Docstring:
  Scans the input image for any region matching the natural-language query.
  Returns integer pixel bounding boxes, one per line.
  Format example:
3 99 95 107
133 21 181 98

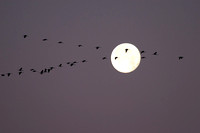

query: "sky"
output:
0 0 200 133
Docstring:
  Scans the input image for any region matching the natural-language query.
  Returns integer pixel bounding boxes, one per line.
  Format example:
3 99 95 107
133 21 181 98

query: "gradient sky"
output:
0 0 200 133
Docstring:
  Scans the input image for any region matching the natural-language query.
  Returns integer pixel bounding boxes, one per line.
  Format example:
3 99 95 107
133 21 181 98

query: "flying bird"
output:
19 67 23 71
141 51 145 54
73 61 78 64
1 74 5 76
66 62 70 64
153 52 158 55
30 69 37 72
7 73 11 77
102 57 107 60
44 68 47 73
58 64 62 67
47 69 51 73
58 41 63 44
70 63 74 66
141 57 146 59
42 38 48 41
50 67 54 69
95 46 100 49
115 57 118 60
125 49 129 53
179 56 184 60
78 45 83 47
82 60 87 63
40 70 44 75
23 35 28 38
19 71 23 75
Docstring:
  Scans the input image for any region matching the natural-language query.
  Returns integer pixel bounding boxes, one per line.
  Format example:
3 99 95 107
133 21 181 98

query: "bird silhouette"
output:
30 69 36 71
19 67 23 71
70 63 74 66
141 57 146 59
58 41 63 44
42 38 48 41
73 61 78 64
125 49 129 53
179 56 184 60
47 69 51 73
50 67 54 69
115 57 118 60
23 35 28 38
7 73 11 77
78 45 83 47
102 57 107 60
82 60 87 63
153 52 158 55
40 70 44 75
66 62 70 64
58 64 62 67
30 69 37 72
19 72 23 75
141 51 145 54
95 46 100 49
44 68 47 73
1 74 5 76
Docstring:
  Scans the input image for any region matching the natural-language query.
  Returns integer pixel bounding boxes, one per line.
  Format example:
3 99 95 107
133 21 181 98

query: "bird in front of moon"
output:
111 43 141 73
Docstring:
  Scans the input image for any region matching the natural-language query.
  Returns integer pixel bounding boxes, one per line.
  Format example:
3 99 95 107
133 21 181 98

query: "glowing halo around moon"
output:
111 43 141 73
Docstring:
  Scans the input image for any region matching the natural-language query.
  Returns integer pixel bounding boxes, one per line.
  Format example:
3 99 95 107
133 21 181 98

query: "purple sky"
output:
0 0 200 133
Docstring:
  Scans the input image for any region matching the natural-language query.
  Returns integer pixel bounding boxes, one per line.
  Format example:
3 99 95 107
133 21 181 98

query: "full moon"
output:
111 43 141 73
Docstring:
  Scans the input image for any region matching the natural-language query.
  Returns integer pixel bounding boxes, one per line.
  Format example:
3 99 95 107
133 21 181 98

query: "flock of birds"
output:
0 34 184 77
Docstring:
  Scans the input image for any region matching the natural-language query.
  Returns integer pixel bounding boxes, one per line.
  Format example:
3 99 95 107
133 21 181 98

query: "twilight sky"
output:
0 0 200 133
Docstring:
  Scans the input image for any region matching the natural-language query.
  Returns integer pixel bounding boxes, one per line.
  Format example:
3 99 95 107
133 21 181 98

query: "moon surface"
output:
111 43 141 73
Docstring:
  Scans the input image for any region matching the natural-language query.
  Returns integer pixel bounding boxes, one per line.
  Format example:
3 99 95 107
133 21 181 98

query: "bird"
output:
70 63 74 66
78 45 83 47
47 69 51 73
95 46 100 49
66 62 70 64
23 35 28 38
19 71 23 75
44 68 47 73
7 73 11 77
30 69 36 71
40 70 44 75
179 56 184 60
30 69 37 72
153 52 158 55
115 57 118 60
1 74 5 76
141 57 146 59
50 67 54 69
82 60 87 63
42 38 48 41
102 57 107 60
141 51 145 54
19 67 23 71
125 49 129 53
58 64 62 67
73 61 78 64
58 41 63 44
